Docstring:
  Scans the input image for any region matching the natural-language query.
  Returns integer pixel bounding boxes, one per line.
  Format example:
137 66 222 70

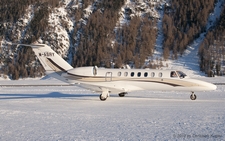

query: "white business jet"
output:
16 44 217 101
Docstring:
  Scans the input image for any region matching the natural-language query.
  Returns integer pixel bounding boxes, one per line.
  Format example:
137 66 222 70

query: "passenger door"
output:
105 72 112 81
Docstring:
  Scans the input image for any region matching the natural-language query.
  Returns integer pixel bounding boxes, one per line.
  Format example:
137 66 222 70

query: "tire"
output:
119 92 127 97
118 93 125 97
99 94 107 101
190 94 197 100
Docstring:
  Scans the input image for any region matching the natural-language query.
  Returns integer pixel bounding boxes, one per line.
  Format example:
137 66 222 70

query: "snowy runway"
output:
0 86 224 140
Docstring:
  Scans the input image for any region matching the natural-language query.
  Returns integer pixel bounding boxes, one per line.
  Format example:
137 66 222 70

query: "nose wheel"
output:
190 92 197 100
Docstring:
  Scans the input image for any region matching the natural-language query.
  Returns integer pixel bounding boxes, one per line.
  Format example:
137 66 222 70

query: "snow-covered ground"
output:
0 78 224 140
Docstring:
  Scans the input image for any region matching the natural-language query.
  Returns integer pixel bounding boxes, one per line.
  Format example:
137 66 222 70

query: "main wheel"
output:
99 94 107 101
118 92 127 97
190 94 197 100
118 93 125 97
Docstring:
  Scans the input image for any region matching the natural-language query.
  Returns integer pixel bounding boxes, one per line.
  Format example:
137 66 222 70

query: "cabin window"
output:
124 72 128 77
158 72 163 77
151 72 155 77
118 72 121 76
137 72 141 77
144 72 148 77
171 71 177 77
131 72 135 77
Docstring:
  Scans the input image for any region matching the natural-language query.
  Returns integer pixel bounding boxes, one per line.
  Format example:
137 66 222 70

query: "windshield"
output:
176 71 187 78
170 71 178 77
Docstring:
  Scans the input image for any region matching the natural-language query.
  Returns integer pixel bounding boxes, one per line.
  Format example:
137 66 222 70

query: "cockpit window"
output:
176 71 187 78
171 71 177 77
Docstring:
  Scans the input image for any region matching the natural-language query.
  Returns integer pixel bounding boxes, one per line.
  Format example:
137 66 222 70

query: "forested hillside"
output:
199 6 225 76
0 0 59 79
162 0 216 59
0 0 224 79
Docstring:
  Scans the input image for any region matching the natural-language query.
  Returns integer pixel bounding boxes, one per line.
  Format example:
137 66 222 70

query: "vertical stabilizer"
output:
17 44 73 83
31 44 73 73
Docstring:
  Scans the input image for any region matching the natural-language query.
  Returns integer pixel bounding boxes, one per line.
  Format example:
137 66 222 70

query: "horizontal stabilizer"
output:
12 43 46 48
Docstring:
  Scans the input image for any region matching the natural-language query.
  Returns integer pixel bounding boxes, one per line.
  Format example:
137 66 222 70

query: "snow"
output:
0 78 225 140
164 36 207 77
152 2 165 61
206 0 224 31
47 3 73 58
116 0 167 27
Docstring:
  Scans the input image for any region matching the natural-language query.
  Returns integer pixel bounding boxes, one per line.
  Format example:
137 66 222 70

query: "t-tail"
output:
16 44 73 83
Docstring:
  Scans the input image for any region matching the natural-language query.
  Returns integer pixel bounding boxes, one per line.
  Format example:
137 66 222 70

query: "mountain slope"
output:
164 0 225 77
0 0 225 79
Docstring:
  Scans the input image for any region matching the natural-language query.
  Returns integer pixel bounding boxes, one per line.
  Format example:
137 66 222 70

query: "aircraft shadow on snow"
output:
0 92 167 100
0 92 216 101
0 92 99 100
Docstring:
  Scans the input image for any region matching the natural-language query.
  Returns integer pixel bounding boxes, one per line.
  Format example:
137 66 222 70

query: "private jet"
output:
15 44 217 101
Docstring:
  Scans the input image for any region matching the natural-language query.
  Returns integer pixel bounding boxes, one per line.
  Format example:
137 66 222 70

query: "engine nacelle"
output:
67 66 97 76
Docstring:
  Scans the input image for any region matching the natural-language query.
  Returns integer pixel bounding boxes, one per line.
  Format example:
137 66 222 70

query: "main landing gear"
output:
99 94 107 101
99 91 109 101
99 91 128 101
118 92 127 97
190 92 197 100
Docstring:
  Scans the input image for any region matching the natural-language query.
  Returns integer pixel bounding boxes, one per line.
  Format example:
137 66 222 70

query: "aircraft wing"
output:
73 83 126 94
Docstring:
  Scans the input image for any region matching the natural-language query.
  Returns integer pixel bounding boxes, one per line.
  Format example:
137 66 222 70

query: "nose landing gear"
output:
190 92 197 100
